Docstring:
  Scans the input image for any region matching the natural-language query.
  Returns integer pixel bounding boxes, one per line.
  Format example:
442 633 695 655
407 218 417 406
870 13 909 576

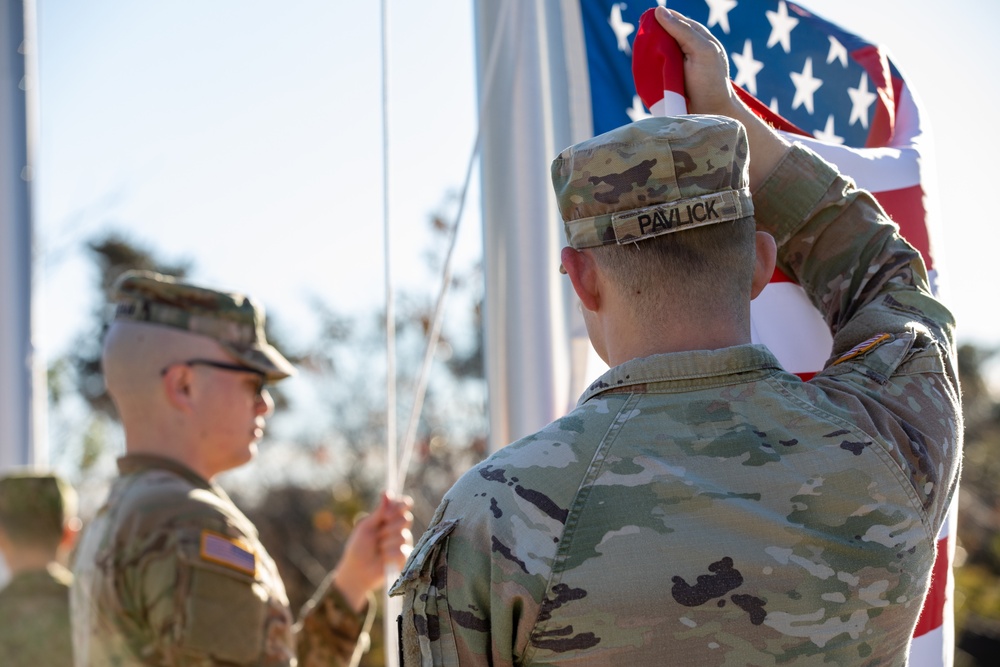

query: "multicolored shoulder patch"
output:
200 530 256 576
833 333 893 365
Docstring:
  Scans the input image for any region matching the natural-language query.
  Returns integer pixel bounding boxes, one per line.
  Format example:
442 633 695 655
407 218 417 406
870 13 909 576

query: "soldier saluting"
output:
391 7 961 666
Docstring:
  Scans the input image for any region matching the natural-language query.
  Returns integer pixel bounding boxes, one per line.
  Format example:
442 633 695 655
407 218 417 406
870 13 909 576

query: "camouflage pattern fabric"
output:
390 145 961 665
0 563 74 665
112 270 296 382
552 115 754 248
71 454 366 666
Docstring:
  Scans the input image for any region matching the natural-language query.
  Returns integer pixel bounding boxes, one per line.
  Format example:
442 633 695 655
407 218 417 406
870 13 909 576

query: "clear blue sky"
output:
35 0 999 381
36 0 483 357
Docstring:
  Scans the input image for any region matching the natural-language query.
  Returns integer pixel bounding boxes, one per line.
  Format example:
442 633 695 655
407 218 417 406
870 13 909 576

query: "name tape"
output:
612 189 751 244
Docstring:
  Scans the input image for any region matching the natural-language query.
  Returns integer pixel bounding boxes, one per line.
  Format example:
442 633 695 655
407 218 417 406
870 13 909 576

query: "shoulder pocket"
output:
830 331 914 384
389 513 460 667
390 517 458 595
182 565 269 663
167 530 273 663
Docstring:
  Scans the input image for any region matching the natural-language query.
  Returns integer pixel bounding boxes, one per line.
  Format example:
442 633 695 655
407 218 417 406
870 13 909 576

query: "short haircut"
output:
591 216 758 321
0 473 76 551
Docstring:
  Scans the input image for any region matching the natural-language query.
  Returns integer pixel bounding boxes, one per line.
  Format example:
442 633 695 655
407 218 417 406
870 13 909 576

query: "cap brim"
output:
221 342 296 382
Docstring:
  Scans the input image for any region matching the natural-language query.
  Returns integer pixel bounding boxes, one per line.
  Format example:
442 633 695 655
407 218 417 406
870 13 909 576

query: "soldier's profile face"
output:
189 359 274 475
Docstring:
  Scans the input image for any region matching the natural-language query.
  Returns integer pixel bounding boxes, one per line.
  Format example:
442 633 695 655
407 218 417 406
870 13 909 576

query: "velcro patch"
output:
200 530 256 576
833 333 892 365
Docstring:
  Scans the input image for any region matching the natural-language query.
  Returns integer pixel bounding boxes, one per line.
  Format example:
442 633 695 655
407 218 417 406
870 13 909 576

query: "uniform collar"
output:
117 453 213 490
580 344 784 404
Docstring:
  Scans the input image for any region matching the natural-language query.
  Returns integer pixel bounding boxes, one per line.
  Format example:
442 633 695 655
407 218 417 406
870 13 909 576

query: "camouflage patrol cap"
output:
551 115 753 249
111 270 295 381
0 472 76 548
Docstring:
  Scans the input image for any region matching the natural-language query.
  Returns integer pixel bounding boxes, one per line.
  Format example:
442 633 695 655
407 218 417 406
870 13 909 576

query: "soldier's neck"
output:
122 417 220 481
600 305 750 367
0 545 57 576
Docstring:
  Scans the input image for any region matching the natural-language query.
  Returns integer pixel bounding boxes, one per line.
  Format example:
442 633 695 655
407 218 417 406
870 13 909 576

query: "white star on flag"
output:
848 72 877 128
609 3 634 56
790 57 823 114
626 95 652 121
769 97 780 114
827 36 848 67
732 39 765 96
705 0 738 34
813 115 844 144
766 1 799 53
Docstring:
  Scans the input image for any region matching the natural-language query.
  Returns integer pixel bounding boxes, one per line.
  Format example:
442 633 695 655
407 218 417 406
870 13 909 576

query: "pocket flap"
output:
389 518 459 596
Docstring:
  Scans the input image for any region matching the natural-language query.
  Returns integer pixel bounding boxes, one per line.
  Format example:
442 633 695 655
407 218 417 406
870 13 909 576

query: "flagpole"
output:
0 0 44 473
476 0 585 453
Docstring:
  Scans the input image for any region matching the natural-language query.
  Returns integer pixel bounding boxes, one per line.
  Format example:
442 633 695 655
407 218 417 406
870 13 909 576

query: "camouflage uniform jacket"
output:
0 563 74 665
71 454 367 666
390 145 962 666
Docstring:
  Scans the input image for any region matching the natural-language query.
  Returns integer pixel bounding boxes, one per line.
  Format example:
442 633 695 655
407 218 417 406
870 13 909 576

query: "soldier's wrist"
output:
330 566 371 615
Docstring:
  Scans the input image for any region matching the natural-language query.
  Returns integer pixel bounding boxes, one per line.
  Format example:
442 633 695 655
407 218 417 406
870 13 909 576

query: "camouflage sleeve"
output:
753 144 961 530
115 492 296 666
294 577 372 667
391 474 556 667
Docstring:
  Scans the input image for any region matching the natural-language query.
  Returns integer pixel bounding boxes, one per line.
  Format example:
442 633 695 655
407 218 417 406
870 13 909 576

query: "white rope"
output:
379 5 517 664
379 1 399 667
394 0 517 492
381 0 398 498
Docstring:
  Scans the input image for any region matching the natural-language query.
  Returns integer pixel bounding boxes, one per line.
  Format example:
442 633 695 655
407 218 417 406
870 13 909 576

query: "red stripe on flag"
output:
851 45 896 148
733 84 809 136
872 184 933 271
770 267 796 284
913 535 949 637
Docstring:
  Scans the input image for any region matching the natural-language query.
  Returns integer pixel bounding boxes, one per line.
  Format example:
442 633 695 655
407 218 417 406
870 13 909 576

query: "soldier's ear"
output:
750 231 777 301
161 363 196 411
561 246 602 312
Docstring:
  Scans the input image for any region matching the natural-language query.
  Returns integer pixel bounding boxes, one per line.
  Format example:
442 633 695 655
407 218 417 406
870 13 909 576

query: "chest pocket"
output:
389 517 460 667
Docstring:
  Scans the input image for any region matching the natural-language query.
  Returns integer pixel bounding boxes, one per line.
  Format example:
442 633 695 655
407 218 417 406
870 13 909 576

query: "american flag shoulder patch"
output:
833 333 893 366
200 530 256 576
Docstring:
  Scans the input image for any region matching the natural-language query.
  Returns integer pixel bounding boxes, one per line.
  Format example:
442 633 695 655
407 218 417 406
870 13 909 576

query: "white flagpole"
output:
0 0 44 473
475 0 592 452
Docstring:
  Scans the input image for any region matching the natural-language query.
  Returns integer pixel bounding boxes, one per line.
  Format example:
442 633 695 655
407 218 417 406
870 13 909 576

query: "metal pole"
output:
475 0 584 452
0 0 43 472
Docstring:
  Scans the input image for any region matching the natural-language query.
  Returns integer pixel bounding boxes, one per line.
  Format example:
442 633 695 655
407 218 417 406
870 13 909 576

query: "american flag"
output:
575 0 952 664
201 531 256 575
